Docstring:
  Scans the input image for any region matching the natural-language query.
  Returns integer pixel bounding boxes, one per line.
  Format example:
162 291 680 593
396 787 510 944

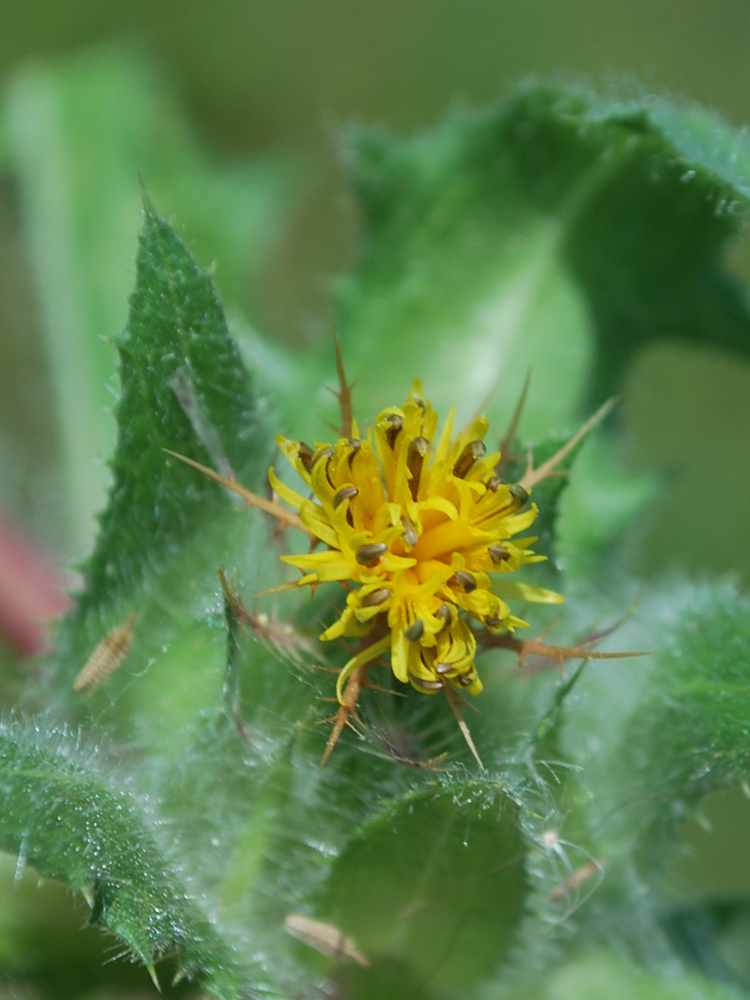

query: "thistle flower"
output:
271 380 562 705
167 361 631 767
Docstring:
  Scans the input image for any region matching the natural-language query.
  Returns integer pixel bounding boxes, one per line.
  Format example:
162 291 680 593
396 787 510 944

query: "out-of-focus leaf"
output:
616 584 750 865
319 783 527 995
0 716 259 1000
496 951 744 1000
332 84 750 442
3 46 290 554
555 435 659 579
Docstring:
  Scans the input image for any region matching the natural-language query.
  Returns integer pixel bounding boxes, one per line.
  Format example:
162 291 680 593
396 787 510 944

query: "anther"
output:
312 447 334 486
453 440 486 479
410 393 425 410
404 620 424 643
488 544 510 563
312 447 332 467
361 588 390 607
410 675 443 692
485 613 503 629
297 442 314 472
355 542 388 566
451 570 477 593
485 475 503 492
509 483 530 507
407 436 431 500
385 413 404 448
434 661 453 675
435 604 454 628
333 485 358 508
456 673 473 687
401 516 418 547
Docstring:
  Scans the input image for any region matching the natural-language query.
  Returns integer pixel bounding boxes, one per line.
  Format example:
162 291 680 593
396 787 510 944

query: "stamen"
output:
435 604 454 628
434 661 453 675
410 675 443 692
313 447 334 486
485 475 503 492
411 393 425 410
355 542 388 566
488 544 510 563
333 485 358 508
312 447 333 466
453 439 486 479
361 588 390 607
298 442 314 472
404 620 424 642
407 436 431 500
385 413 404 448
456 673 473 687
451 570 477 593
401 516 418 547
509 483 529 507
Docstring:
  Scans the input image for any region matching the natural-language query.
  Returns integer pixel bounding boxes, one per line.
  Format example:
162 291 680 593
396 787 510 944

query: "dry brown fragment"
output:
73 613 136 692
549 857 605 901
283 914 370 967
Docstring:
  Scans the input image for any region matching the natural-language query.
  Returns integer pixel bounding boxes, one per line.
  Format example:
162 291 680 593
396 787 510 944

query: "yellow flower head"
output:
270 379 562 704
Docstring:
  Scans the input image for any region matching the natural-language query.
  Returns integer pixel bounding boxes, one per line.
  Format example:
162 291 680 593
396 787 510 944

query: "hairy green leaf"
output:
53 198 269 699
0 717 261 999
617 584 750 865
319 783 527 995
333 84 750 441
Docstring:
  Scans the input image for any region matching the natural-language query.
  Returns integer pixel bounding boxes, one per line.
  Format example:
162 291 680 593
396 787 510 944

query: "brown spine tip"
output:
453 439 486 479
355 542 388 566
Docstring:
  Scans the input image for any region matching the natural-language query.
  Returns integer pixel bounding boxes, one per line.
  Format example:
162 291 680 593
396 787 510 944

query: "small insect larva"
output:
73 613 136 692
283 914 370 967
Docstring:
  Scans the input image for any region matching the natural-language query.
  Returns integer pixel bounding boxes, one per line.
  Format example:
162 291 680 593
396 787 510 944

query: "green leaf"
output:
53 197 269 696
0 716 260 999
616 584 750 863
3 46 290 554
333 83 750 441
319 783 527 995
